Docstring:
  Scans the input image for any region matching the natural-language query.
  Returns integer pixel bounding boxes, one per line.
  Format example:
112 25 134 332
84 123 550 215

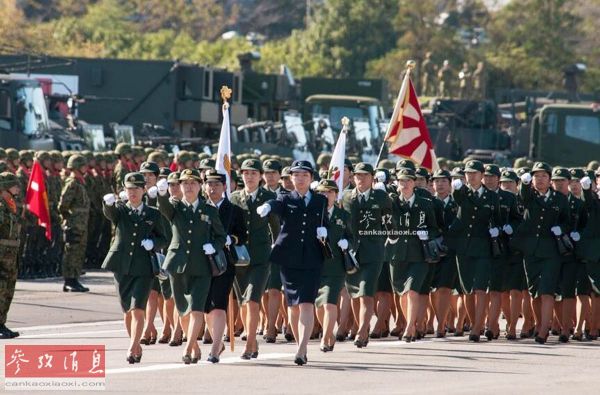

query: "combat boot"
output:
63 278 89 292
0 324 20 339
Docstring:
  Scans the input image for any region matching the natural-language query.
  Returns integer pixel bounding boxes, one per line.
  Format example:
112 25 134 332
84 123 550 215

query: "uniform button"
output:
186 250 190 254
474 207 478 211
134 224 138 227
301 230 305 234
469 225 472 228
537 225 541 228
300 239 304 242
540 217 543 220
131 242 134 246
471 216 475 219
467 234 471 237
542 209 545 212
404 240 408 243
303 214 307 217
189 220 193 224
246 231 250 235
187 240 191 244
133 233 136 236
302 222 306 225
535 234 539 237
188 230 192 234
129 252 133 256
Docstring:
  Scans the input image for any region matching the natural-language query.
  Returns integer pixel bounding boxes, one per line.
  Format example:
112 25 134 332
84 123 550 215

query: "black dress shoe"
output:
550 329 560 336
284 332 295 342
403 335 413 343
453 331 464 337
335 334 346 342
294 354 307 366
240 351 252 360
506 334 517 341
381 330 390 338
126 354 136 364
264 335 276 343
435 332 445 338
484 329 494 341
133 354 142 363
468 334 480 342
320 345 329 352
63 279 89 292
520 328 535 338
558 334 569 343
207 355 219 363
182 354 192 364
353 338 368 348
0 324 19 339
369 331 381 339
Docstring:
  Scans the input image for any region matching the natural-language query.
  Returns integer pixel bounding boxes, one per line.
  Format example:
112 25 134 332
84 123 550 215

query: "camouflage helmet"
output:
94 152 107 162
0 148 6 161
115 143 132 156
81 150 94 163
67 154 87 170
0 162 7 173
587 160 600 171
0 172 19 190
132 145 145 159
177 151 193 165
19 150 33 163
5 148 19 162
316 153 332 167
35 151 51 163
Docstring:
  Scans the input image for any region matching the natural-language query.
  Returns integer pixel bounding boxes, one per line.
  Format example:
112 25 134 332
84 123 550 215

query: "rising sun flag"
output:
25 160 52 240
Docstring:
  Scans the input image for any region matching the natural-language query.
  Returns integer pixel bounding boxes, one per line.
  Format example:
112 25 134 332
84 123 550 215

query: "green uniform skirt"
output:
576 264 592 296
236 263 270 304
315 275 345 308
267 262 283 291
389 261 429 295
346 261 383 298
585 260 600 295
376 262 393 293
505 257 527 291
113 273 153 313
457 255 491 293
431 254 458 290
489 256 509 293
170 273 211 316
524 256 562 298
559 257 578 299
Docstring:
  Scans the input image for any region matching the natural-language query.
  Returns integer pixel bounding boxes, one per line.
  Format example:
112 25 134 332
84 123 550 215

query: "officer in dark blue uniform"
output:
257 160 328 366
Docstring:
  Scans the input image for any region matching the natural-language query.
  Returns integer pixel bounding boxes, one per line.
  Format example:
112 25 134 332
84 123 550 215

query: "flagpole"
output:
218 85 232 197
375 59 416 166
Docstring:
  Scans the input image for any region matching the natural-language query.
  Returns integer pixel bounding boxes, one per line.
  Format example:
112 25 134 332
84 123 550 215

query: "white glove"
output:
502 224 513 235
256 203 271 217
157 178 169 196
103 193 116 206
417 230 429 240
337 239 349 250
451 179 463 190
203 243 216 255
386 237 398 245
489 227 499 238
225 235 232 247
141 239 154 251
375 171 387 183
520 173 532 184
580 176 592 191
310 180 320 190
373 182 386 191
570 231 580 242
316 227 328 239
551 226 562 236
118 190 128 202
147 186 158 199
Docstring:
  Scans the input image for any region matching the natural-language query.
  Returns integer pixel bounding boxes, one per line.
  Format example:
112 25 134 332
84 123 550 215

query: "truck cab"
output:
530 104 600 166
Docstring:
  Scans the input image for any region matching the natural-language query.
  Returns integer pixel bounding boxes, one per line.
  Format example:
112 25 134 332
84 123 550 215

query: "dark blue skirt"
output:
280 266 322 306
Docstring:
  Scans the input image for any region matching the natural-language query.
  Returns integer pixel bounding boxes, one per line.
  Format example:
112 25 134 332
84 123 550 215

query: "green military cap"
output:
115 142 132 155
281 166 291 178
353 162 374 174
204 169 226 183
93 152 106 162
375 168 390 183
241 158 263 173
500 169 519 182
415 167 430 179
437 157 448 169
451 166 465 178
396 158 416 170
147 151 165 164
5 148 19 162
81 150 93 161
569 168 585 180
103 152 116 163
0 148 6 160
0 172 19 190
123 172 146 188
315 179 339 192
167 171 181 184
198 158 216 170
179 168 202 182
513 157 529 169
159 167 171 179
259 154 270 163
263 159 282 173
177 151 192 164
198 152 210 161
587 160 600 171
348 155 360 164
377 159 395 170
67 154 87 170
35 151 51 162
0 162 7 173
290 160 313 173
464 160 484 173
19 150 33 162
516 167 531 177
344 158 354 172
531 161 552 176
551 167 571 180
144 147 154 155
397 167 416 181
140 161 160 175
316 153 332 166
432 169 452 180
484 164 501 177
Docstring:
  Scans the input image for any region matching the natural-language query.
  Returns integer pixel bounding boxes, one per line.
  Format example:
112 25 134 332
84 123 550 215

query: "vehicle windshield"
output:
310 102 384 138
16 85 50 135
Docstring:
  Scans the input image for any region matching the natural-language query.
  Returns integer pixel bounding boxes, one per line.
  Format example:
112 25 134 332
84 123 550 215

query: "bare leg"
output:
508 290 522 337
432 287 452 335
243 301 260 353
129 308 145 357
404 290 420 338
208 309 226 357
295 303 315 357
487 291 502 336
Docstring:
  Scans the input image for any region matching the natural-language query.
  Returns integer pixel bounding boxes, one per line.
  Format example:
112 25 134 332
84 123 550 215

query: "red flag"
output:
385 71 438 171
25 160 52 240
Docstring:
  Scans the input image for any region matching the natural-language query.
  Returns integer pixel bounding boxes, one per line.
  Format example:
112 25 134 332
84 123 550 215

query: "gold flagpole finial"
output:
341 116 350 132
220 85 232 110
406 59 416 70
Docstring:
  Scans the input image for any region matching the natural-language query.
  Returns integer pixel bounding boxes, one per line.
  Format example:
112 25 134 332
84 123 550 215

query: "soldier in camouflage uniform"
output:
113 143 134 192
16 151 38 278
5 149 19 173
59 154 91 292
82 151 104 269
0 172 22 338
47 151 65 277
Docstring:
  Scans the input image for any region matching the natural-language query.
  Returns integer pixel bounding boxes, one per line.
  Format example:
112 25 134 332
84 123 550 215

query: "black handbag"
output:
556 233 574 256
208 249 228 277
342 248 360 274
421 239 441 264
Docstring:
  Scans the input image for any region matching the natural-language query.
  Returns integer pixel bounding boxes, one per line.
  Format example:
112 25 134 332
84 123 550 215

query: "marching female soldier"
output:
155 169 226 363
101 172 168 363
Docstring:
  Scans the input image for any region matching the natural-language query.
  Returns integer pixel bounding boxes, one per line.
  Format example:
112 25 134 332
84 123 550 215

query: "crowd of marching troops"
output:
1 143 600 365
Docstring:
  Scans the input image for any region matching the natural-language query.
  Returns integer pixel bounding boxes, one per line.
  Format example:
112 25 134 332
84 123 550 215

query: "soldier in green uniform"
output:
448 160 501 342
82 151 104 269
314 179 353 352
5 148 19 173
511 162 570 344
0 172 22 339
342 162 394 348
47 151 65 277
482 164 521 340
113 143 134 192
59 155 91 292
230 159 280 358
388 168 440 342
156 169 226 363
101 173 168 363
16 151 38 278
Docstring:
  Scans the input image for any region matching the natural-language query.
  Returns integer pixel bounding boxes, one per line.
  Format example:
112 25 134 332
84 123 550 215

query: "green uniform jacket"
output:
447 184 501 257
230 187 280 265
342 187 394 264
322 206 353 277
158 194 226 276
390 194 440 263
496 189 522 253
58 175 90 235
510 184 570 258
577 189 600 262
0 197 21 245
101 202 168 276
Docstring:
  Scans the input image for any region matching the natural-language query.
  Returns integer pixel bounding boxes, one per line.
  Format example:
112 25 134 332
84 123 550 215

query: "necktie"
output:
359 194 365 205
